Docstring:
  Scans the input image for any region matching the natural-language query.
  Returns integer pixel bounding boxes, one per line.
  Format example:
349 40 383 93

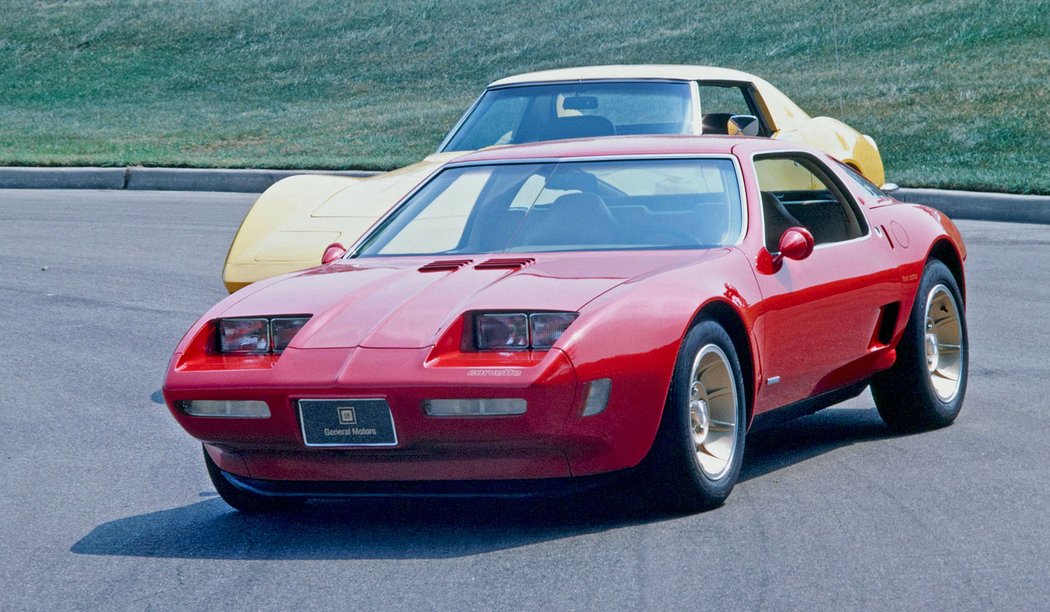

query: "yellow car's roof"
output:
489 65 763 87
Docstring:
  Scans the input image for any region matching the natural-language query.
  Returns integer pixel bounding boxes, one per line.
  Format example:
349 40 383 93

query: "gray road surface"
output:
0 189 1047 610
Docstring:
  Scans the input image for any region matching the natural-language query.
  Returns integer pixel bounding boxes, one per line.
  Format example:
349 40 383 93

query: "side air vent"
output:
418 259 473 273
475 257 536 270
874 302 902 346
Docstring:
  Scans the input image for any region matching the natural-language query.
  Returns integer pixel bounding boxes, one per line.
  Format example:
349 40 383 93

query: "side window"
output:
754 155 868 251
446 95 531 150
698 84 769 136
838 162 886 198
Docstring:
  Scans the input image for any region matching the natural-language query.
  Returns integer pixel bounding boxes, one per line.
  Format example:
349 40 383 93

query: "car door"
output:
747 152 901 412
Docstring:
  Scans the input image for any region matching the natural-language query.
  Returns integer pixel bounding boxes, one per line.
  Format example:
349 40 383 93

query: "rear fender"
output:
797 116 886 186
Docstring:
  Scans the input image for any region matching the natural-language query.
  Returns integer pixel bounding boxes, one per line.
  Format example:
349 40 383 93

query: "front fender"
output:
222 156 455 293
556 249 762 474
223 174 366 292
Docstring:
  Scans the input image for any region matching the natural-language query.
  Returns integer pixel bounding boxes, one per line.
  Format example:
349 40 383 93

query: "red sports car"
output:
163 136 968 512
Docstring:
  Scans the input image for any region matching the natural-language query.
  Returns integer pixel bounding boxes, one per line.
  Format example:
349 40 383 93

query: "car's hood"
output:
219 250 724 349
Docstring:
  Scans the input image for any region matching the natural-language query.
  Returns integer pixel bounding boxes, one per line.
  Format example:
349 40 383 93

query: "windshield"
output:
441 81 694 151
354 158 742 257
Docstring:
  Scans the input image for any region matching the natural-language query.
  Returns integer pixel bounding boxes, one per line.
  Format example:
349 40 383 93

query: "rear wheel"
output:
203 446 305 513
643 320 747 512
872 259 968 431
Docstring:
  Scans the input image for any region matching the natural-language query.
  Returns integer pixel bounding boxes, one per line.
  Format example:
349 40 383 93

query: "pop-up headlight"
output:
475 313 530 350
218 318 270 353
217 316 310 354
529 312 578 349
473 312 578 351
271 317 309 352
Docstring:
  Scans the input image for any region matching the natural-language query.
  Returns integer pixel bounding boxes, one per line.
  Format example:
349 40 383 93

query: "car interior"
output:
508 191 734 248
756 156 868 251
461 165 740 252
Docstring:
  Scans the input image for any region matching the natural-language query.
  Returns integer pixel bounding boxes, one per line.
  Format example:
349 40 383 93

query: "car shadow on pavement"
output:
71 407 897 561
740 406 896 483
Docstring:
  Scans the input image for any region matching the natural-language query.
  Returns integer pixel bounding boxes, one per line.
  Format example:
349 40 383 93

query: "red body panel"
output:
164 136 965 484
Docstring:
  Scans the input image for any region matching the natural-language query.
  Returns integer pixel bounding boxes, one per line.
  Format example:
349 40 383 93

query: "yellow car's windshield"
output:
441 81 694 151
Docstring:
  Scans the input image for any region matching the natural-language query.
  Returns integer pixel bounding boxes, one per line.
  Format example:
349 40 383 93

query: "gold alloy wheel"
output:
924 284 964 402
688 344 739 480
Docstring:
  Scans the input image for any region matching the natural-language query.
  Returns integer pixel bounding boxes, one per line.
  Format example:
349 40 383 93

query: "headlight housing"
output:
473 311 578 351
217 316 311 354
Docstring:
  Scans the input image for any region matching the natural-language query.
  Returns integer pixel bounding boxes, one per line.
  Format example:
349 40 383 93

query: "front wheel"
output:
643 320 747 512
872 259 968 432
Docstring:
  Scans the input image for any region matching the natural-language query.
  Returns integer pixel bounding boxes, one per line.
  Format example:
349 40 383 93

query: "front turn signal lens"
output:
179 400 271 418
581 378 612 416
425 398 527 416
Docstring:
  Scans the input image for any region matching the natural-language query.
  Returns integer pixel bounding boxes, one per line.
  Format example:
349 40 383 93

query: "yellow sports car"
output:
223 65 885 292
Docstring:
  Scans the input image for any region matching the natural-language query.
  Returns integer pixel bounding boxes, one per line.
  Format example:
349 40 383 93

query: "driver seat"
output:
762 192 803 252
517 193 624 247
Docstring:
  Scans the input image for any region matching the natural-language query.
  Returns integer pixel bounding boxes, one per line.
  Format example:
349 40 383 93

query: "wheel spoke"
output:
698 360 722 377
705 387 733 401
698 442 725 461
686 343 740 480
922 284 965 403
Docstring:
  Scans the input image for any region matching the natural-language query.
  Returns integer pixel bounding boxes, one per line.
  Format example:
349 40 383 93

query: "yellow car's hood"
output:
223 153 461 292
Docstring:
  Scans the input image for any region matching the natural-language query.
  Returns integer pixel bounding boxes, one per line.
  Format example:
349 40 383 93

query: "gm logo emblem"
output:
337 407 357 425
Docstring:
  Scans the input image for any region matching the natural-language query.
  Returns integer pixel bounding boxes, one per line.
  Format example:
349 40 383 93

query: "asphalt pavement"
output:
1 189 1047 610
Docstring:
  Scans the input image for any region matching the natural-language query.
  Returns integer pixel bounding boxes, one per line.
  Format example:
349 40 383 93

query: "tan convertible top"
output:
489 65 762 87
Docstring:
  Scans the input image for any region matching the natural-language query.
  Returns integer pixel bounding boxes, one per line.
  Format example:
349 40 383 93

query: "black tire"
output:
642 320 747 512
872 259 968 432
203 446 305 513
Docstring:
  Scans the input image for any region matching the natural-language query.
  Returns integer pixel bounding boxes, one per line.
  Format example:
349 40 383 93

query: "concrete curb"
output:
895 188 1050 225
0 166 128 190
0 166 378 193
125 167 377 192
1 166 1048 224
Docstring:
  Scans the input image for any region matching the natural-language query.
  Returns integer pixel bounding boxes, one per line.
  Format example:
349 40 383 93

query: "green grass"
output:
1 0 1047 192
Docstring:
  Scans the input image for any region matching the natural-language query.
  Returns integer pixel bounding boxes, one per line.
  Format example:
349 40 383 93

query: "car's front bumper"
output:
165 346 667 481
218 464 624 499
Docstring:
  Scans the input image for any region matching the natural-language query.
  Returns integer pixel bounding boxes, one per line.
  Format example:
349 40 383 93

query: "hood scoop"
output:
418 259 473 273
475 257 536 270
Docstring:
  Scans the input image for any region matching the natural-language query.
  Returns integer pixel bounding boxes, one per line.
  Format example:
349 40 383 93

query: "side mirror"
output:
727 115 760 137
321 242 347 265
756 227 815 274
880 182 900 194
779 226 815 261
